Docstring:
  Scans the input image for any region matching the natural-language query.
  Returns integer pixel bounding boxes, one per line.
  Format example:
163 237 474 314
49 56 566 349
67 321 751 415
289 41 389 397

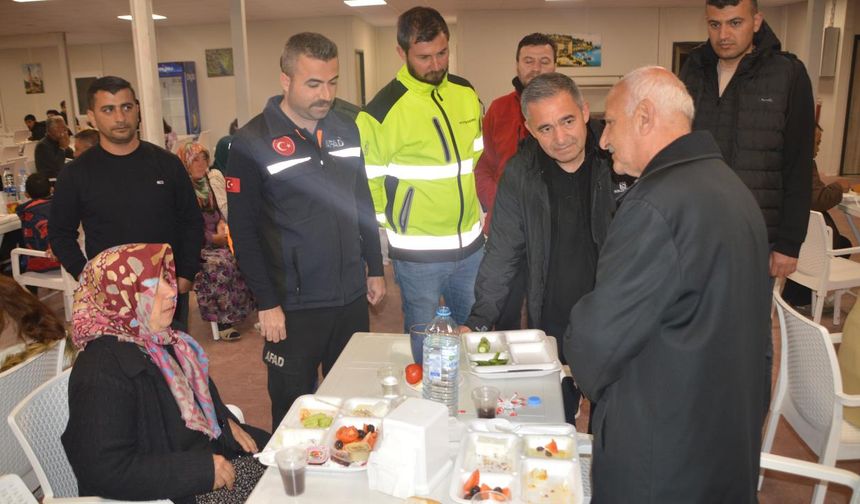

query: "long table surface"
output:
246 332 565 503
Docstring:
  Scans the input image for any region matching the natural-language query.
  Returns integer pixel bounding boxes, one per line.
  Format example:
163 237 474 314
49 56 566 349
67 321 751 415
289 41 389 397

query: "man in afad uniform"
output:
226 33 385 429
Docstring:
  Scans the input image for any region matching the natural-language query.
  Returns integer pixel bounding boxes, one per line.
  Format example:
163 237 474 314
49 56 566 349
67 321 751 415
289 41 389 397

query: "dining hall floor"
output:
29 200 860 503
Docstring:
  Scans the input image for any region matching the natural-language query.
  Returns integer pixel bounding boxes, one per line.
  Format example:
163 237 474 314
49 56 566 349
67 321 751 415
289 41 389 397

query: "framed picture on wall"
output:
73 75 100 116
22 63 44 94
672 42 701 76
205 48 234 77
548 33 602 67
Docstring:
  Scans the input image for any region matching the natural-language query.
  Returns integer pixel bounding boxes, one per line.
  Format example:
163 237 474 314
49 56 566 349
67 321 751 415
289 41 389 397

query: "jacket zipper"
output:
432 118 452 163
430 88 465 250
399 186 415 233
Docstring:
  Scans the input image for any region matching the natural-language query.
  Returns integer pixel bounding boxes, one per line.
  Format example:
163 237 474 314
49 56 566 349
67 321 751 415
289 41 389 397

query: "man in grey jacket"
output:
567 66 770 503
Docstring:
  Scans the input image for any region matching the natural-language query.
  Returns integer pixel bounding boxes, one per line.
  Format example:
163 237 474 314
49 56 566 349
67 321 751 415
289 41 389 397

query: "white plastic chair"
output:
762 294 860 503
576 433 860 504
0 339 65 491
11 248 79 322
789 211 860 325
7 369 173 504
0 474 38 504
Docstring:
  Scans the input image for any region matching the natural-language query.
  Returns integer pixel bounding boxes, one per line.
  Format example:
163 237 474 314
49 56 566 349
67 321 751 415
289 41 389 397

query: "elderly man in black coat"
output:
565 66 771 503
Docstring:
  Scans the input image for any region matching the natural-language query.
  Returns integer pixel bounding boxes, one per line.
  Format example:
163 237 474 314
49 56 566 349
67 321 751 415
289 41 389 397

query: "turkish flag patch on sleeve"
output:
225 177 241 193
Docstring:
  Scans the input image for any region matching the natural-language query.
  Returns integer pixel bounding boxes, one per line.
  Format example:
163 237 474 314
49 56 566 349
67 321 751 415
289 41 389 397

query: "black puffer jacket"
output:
466 125 623 330
680 21 813 257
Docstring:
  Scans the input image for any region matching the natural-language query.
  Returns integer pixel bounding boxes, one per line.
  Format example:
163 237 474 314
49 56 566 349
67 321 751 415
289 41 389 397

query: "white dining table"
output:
0 213 21 248
838 197 860 244
245 332 566 503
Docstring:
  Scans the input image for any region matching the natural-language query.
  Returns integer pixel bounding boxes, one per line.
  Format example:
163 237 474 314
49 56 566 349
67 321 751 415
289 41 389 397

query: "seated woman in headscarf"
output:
62 243 269 504
0 275 67 371
178 142 254 341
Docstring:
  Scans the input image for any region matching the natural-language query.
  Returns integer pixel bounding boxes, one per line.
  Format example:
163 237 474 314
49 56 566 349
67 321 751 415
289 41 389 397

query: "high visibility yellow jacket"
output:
356 65 484 262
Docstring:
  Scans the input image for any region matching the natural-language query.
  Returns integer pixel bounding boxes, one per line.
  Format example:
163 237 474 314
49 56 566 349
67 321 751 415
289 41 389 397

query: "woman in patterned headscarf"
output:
177 142 254 341
62 243 268 504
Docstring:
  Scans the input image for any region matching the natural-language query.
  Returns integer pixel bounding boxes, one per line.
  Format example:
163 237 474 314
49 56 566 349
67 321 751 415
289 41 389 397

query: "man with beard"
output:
356 6 484 331
50 76 203 331
473 33 556 331
680 0 813 280
226 33 385 428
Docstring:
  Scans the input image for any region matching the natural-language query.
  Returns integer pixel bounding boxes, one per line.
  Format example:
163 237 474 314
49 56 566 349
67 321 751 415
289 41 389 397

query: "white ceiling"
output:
0 0 804 45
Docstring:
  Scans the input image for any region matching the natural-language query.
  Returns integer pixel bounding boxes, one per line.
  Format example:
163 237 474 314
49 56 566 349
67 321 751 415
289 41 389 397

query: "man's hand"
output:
458 325 471 334
770 251 798 278
228 418 259 454
258 306 287 342
367 276 386 306
212 454 235 490
836 178 853 192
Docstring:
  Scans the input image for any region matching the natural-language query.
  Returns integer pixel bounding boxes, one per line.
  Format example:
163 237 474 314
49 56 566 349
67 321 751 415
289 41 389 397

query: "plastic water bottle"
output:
2 167 15 201
422 306 460 416
17 168 27 198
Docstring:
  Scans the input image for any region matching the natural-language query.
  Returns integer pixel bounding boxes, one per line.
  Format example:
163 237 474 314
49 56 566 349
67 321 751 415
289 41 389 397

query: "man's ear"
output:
753 11 763 33
581 101 590 125
86 110 96 128
635 99 656 136
396 45 407 63
279 72 292 94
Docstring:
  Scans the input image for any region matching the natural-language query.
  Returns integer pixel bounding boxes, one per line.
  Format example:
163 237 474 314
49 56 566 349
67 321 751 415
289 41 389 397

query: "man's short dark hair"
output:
75 128 99 147
46 109 60 117
516 33 557 62
229 119 239 136
86 76 136 111
521 72 584 118
397 6 449 52
706 0 758 13
25 173 51 199
24 114 36 122
280 32 338 76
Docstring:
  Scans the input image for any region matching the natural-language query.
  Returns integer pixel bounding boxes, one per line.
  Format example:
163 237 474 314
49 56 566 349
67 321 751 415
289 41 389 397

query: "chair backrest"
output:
1 146 21 162
0 339 65 485
21 141 36 162
13 130 30 144
7 369 78 499
775 295 842 433
795 211 832 286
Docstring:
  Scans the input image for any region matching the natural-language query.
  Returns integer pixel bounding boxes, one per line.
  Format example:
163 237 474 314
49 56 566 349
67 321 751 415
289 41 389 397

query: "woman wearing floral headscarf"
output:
178 142 254 341
62 243 268 504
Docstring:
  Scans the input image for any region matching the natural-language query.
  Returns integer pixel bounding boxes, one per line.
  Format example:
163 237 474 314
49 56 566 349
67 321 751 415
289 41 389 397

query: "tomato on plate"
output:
405 363 423 385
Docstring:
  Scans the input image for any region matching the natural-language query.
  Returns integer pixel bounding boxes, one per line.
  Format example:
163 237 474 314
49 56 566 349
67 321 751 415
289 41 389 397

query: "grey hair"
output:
616 66 694 124
520 72 584 119
280 32 338 76
45 115 66 132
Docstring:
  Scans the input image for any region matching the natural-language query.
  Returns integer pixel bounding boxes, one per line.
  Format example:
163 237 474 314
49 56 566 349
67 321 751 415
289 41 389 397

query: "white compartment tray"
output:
464 330 561 377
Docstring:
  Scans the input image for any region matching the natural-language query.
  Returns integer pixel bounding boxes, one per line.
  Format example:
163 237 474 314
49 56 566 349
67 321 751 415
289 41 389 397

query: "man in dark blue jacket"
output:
227 33 385 429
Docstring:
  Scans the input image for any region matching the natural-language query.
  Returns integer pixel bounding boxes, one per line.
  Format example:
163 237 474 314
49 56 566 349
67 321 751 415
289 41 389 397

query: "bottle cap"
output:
527 395 541 406
435 306 452 317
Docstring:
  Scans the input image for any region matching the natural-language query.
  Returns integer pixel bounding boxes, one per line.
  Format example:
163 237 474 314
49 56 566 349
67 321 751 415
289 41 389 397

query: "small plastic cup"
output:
470 490 510 501
409 323 428 364
275 447 307 496
472 385 501 419
377 364 401 399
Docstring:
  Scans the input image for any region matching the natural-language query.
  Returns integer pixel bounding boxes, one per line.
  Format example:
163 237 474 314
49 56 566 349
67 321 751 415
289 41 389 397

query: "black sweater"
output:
49 141 203 279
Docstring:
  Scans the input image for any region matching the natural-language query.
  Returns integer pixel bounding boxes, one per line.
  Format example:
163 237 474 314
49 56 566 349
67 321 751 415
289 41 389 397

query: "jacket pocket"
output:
399 186 415 233
290 247 302 296
432 117 452 163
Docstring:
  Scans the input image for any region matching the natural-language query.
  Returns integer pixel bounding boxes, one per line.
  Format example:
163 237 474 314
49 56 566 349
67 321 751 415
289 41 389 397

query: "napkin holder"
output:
367 398 452 498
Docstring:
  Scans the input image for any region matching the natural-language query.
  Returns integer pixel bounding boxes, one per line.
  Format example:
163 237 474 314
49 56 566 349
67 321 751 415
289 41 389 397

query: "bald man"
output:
565 66 770 503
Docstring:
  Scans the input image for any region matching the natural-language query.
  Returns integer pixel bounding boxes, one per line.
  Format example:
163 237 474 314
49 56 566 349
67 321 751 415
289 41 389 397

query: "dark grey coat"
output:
465 129 617 331
566 131 771 503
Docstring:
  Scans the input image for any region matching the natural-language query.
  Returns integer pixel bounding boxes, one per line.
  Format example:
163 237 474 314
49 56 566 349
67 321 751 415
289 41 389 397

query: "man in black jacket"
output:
226 33 384 429
50 76 203 332
679 0 813 278
34 115 73 178
568 66 770 503
464 73 622 423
